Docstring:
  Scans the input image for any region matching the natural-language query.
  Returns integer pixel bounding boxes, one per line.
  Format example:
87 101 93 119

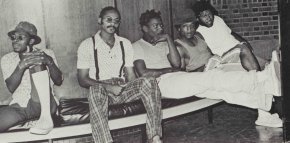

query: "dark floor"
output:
115 103 283 143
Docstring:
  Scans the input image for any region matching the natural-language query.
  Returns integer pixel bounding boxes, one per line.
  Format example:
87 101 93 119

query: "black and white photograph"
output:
0 0 289 142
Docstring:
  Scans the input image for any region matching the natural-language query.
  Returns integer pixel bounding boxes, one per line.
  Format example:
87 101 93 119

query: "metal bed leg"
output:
208 107 213 124
141 125 147 143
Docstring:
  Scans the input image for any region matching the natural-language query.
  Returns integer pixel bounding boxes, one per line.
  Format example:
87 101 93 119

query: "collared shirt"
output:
133 39 171 69
1 49 59 107
197 16 240 56
77 31 134 80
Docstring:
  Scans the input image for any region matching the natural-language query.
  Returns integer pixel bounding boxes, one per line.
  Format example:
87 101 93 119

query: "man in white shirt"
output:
77 7 162 143
192 1 261 71
133 10 282 128
0 21 63 134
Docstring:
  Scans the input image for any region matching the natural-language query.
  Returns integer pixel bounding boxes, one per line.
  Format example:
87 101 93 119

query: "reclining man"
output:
133 9 282 128
0 21 63 134
77 6 162 143
174 9 282 127
192 1 261 71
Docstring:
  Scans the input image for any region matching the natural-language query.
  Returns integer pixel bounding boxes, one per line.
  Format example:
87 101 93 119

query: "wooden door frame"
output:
279 0 290 141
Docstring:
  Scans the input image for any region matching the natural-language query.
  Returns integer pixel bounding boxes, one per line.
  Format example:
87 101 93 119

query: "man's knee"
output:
137 77 161 98
0 106 24 132
90 84 104 93
138 77 157 87
89 84 107 100
240 45 254 58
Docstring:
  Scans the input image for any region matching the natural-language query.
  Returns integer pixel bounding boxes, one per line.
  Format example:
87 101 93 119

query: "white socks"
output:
29 70 53 135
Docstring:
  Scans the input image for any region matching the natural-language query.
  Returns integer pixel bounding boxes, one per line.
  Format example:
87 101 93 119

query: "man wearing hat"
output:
0 21 63 134
174 9 213 72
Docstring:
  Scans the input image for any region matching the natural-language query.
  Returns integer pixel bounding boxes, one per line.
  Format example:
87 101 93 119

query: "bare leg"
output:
240 44 261 71
29 70 53 135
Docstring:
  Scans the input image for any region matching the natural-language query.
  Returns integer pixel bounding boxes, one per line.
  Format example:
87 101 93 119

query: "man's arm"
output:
231 31 247 42
123 67 136 82
231 31 253 50
77 69 100 88
5 65 26 93
134 60 176 78
174 42 186 71
195 32 205 40
44 54 63 86
77 69 123 95
166 35 181 68
28 51 63 86
4 52 62 93
153 34 181 68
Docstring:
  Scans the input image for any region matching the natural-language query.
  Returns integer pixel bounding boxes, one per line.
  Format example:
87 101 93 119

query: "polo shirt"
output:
133 39 171 69
1 49 58 107
197 16 240 56
77 31 134 80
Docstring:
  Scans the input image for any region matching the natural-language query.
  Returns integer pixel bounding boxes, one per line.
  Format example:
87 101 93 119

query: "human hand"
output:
31 49 54 66
20 50 53 68
151 34 170 45
18 53 43 69
107 85 123 96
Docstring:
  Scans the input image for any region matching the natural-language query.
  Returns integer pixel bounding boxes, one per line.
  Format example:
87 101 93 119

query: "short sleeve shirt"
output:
77 31 134 80
197 16 240 56
1 49 59 107
133 39 171 69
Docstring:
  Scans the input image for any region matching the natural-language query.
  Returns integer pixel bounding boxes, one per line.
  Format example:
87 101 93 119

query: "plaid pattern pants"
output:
88 77 162 143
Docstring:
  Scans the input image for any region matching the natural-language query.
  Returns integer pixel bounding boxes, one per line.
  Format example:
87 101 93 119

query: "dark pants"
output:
0 97 57 132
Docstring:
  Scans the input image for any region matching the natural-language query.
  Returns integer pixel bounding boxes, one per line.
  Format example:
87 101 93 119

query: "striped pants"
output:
88 77 162 143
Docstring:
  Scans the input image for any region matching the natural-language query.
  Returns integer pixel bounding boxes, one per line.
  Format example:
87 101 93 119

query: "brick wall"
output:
210 0 279 41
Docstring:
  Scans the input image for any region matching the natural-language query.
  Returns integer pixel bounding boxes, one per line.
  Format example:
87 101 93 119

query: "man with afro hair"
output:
192 1 261 72
133 9 181 77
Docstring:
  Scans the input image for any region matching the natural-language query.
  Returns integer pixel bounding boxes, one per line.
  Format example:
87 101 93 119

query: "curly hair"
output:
139 9 162 26
99 6 121 19
192 1 218 17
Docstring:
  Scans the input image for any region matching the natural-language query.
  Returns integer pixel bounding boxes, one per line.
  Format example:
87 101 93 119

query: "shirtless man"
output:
174 9 212 72
174 10 282 128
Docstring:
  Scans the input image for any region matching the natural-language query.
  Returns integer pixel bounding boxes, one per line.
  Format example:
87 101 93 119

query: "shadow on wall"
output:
53 70 89 100
250 39 279 61
0 0 114 105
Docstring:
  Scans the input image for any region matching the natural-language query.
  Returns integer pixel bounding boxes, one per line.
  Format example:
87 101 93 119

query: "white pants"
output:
158 69 272 111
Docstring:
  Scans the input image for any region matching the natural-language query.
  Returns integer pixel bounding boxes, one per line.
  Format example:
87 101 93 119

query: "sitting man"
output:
133 9 282 128
173 9 212 72
0 21 63 134
77 6 162 143
192 1 261 71
174 10 282 128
